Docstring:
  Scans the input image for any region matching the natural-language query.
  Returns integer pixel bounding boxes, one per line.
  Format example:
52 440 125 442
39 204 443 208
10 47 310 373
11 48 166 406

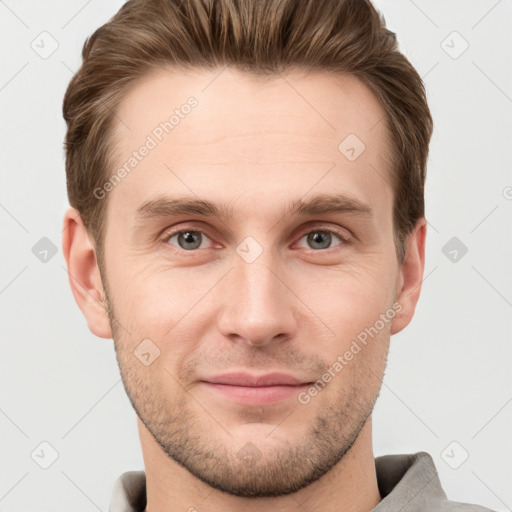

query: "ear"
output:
390 217 427 335
62 207 112 339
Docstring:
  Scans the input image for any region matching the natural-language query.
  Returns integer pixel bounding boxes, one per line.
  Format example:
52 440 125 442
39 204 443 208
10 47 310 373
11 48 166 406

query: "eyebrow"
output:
135 193 373 222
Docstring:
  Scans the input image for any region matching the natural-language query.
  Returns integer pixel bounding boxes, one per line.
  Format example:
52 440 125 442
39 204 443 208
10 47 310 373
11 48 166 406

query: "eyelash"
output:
161 225 351 253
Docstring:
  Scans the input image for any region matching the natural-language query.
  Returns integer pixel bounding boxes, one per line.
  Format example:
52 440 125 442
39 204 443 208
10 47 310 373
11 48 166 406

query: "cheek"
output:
119 283 184 341
296 260 396 334
109 264 217 351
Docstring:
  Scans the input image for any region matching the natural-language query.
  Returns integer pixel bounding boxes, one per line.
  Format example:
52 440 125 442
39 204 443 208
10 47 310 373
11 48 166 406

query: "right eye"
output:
164 228 215 252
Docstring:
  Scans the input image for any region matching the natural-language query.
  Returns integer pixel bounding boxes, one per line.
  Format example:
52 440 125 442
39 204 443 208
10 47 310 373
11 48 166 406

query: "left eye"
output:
165 228 347 252
296 229 346 250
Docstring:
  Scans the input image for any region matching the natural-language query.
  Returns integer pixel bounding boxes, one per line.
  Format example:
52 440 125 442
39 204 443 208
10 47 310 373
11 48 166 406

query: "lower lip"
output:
201 382 310 405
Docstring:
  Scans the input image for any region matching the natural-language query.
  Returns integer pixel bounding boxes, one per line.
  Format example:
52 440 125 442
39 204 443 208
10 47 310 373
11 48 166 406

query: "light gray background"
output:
1 0 511 510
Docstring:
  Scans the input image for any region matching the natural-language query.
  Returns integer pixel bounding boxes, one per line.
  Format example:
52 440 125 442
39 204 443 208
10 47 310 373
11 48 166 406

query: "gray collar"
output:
109 451 492 512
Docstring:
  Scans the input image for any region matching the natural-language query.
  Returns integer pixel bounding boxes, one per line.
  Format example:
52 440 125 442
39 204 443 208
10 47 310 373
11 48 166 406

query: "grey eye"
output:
297 230 344 251
307 231 333 250
168 230 208 250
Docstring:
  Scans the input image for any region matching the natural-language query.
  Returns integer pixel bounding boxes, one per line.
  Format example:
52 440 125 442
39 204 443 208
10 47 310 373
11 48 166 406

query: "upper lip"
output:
201 372 310 387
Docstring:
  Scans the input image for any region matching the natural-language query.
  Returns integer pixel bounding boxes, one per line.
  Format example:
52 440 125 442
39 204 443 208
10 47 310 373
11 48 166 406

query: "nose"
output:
216 252 298 347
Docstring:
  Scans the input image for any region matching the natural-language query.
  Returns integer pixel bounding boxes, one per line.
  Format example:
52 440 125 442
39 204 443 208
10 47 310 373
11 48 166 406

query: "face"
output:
78 67 420 497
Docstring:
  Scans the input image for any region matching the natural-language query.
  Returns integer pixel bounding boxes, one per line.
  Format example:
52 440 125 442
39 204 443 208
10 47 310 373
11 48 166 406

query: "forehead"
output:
113 66 389 150
107 66 393 222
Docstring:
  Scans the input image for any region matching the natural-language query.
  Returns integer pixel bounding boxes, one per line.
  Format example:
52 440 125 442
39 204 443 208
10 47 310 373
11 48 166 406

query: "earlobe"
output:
390 218 427 336
62 208 113 339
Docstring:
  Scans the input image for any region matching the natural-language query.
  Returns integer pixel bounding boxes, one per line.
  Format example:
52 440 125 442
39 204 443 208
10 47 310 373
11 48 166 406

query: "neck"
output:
138 416 381 512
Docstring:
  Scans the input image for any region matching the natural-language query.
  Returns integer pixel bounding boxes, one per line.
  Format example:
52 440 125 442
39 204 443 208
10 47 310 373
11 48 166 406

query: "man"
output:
61 0 495 510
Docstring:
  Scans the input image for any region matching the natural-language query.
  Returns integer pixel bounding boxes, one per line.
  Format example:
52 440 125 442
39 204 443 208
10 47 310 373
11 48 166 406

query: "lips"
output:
201 372 309 387
199 372 312 406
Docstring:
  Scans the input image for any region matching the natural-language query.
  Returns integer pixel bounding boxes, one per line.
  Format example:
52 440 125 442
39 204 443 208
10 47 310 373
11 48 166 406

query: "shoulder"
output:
374 451 497 512
436 501 497 511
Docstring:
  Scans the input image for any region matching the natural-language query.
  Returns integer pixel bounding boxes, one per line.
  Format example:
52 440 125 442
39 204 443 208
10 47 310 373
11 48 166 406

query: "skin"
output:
63 67 426 512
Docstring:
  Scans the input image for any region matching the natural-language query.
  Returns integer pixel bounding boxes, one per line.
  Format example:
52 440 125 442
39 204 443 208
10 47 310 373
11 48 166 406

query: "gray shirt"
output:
109 451 496 511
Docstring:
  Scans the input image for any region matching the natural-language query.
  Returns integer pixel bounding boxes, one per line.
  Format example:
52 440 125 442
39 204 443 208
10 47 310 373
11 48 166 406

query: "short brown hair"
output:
63 0 433 265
